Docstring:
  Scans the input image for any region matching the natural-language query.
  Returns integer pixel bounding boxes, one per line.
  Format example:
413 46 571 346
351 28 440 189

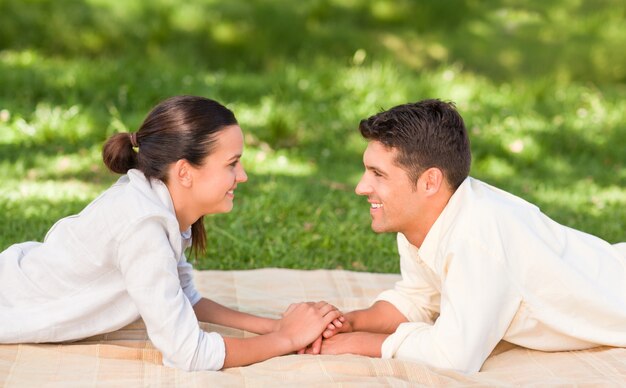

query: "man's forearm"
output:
347 301 408 334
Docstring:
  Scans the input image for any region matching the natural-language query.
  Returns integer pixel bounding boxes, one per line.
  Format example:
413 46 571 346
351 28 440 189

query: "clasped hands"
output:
278 301 354 356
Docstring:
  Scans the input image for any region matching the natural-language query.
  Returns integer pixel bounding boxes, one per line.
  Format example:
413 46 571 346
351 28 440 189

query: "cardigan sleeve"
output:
374 233 440 324
117 217 225 371
381 240 521 374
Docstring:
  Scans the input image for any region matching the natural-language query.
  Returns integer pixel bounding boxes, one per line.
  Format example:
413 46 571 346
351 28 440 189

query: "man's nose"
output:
355 176 371 196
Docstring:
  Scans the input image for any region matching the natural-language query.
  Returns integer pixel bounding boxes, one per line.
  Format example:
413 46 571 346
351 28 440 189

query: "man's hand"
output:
322 312 353 339
320 332 388 357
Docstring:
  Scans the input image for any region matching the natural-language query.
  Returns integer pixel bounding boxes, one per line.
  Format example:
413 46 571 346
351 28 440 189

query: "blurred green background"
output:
1 0 625 272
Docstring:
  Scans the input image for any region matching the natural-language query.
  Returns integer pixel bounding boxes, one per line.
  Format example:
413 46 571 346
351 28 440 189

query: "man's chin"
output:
370 223 392 234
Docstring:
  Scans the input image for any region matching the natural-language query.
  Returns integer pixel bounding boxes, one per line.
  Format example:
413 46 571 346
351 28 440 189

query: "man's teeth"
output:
227 190 234 194
371 203 383 209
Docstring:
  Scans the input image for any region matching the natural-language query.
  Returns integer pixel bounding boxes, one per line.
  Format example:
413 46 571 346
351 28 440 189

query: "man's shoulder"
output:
446 177 546 254
464 177 539 215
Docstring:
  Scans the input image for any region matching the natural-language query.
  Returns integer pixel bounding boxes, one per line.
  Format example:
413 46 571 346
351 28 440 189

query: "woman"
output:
0 95 342 371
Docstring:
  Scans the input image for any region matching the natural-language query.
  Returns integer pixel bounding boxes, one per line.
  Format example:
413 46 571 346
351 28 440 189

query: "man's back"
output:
440 177 626 349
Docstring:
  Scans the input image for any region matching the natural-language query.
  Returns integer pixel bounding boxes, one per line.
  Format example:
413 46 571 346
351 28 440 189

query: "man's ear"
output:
172 159 193 188
419 167 444 196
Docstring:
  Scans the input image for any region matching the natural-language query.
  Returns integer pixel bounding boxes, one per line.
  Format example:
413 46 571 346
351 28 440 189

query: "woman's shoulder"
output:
101 170 171 211
76 170 177 234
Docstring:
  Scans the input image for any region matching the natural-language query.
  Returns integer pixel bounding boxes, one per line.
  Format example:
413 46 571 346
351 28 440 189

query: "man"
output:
318 99 626 374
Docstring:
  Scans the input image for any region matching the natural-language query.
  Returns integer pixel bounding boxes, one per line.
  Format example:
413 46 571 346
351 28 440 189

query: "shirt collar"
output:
127 169 191 239
417 176 472 269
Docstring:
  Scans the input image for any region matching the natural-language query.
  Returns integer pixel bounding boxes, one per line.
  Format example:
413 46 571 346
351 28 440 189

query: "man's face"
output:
355 141 423 235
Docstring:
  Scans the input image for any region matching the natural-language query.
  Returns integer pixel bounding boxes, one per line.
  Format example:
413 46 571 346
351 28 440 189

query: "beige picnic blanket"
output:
1 268 625 386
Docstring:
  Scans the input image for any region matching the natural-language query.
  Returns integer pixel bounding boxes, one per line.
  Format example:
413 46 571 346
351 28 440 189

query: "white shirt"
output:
0 169 225 371
377 177 626 374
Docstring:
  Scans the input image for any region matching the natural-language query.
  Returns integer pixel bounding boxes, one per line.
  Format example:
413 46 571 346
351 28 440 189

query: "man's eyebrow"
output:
365 164 387 176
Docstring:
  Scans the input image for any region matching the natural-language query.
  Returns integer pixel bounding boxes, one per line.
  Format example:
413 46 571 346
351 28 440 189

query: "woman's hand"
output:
287 301 347 354
221 303 341 368
275 301 343 351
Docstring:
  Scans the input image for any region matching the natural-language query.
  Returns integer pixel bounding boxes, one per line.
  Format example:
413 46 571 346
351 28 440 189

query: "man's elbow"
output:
395 348 483 374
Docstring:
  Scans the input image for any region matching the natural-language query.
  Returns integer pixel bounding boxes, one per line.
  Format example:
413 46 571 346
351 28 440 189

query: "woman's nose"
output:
237 163 248 183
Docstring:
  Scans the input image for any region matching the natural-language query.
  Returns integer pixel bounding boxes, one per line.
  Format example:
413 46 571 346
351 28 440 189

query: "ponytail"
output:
102 132 139 174
190 217 207 257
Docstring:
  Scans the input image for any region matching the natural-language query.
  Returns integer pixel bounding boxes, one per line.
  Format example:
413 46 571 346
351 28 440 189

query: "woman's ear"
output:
172 159 193 188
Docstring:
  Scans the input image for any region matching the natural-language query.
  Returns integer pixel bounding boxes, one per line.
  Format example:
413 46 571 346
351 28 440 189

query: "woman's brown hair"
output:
102 95 238 255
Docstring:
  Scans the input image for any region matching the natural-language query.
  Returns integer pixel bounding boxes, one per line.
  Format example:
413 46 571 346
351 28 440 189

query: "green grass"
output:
1 0 625 273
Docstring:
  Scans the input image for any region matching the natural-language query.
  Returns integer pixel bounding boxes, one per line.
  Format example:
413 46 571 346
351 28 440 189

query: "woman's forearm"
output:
222 333 292 368
193 297 277 334
221 302 343 368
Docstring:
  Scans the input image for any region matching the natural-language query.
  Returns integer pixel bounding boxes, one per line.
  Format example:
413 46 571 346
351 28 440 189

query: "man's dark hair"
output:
359 99 471 190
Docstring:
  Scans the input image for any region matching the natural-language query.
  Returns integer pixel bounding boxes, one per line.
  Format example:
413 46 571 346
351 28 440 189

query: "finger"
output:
332 319 343 328
311 335 323 354
314 301 328 309
322 309 343 325
318 303 340 317
326 323 336 330
323 329 333 338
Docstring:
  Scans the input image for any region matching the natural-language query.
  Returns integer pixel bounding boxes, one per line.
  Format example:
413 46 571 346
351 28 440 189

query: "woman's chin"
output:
203 199 235 216
218 203 235 214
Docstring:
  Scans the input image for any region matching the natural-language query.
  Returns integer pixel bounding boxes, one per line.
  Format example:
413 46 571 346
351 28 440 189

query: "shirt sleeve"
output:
614 242 626 257
178 254 202 306
117 217 225 371
381 240 521 374
374 233 440 323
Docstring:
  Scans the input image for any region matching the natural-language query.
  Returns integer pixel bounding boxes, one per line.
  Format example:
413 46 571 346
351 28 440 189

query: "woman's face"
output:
188 125 248 216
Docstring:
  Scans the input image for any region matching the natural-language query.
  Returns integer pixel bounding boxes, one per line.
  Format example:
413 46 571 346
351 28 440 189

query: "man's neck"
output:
403 188 454 249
